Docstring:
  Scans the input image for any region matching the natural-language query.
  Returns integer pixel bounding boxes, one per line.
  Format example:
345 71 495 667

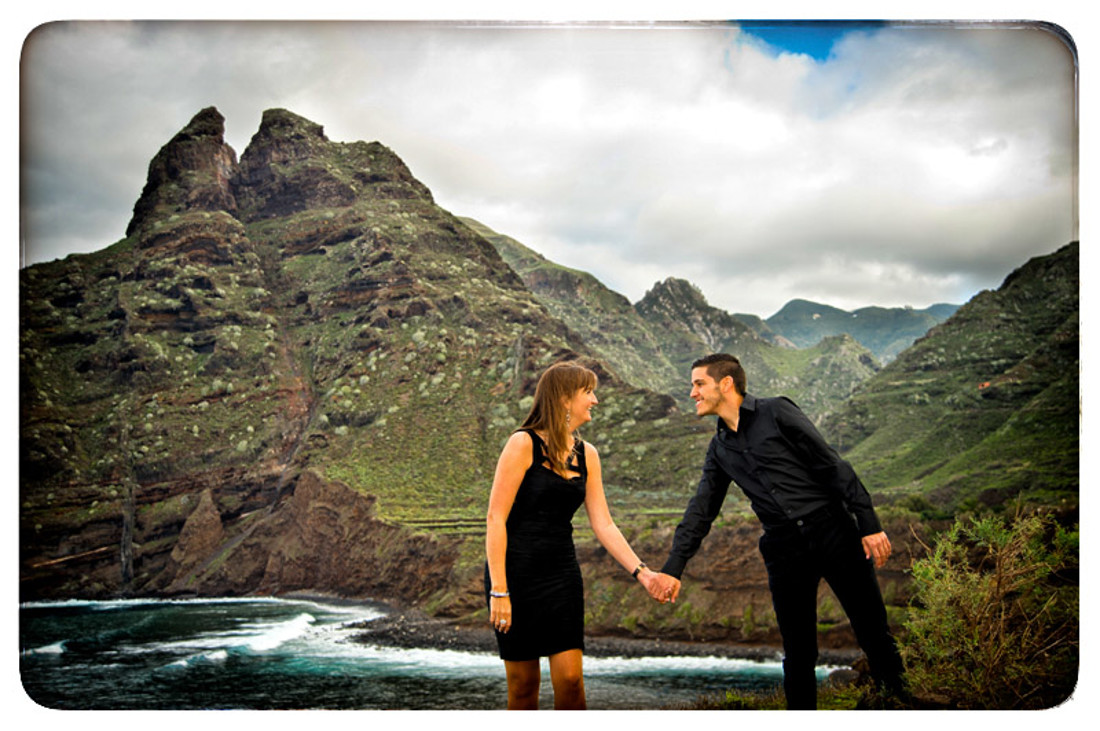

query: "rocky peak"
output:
233 108 433 221
125 106 240 238
636 277 710 317
240 108 330 167
636 276 759 354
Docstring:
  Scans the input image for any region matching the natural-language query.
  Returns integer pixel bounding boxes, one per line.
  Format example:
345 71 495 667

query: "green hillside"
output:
822 243 1079 514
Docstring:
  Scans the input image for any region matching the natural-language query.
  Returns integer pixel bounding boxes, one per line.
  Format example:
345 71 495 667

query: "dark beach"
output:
347 606 863 667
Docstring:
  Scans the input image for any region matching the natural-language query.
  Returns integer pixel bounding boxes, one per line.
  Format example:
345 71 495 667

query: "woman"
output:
484 361 662 709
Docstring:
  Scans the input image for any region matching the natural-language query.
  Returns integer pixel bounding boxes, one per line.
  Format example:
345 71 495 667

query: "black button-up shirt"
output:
661 393 883 579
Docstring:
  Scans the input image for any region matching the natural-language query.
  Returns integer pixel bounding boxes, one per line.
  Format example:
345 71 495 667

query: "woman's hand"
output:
639 569 681 603
490 595 512 633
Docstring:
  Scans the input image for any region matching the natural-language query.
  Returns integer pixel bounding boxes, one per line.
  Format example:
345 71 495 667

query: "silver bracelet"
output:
490 590 510 598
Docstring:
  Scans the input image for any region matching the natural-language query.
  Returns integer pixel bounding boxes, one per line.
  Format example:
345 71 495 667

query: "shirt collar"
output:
715 393 756 434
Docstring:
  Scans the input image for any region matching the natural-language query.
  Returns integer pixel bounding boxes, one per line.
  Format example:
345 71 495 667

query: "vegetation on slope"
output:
20 109 1078 706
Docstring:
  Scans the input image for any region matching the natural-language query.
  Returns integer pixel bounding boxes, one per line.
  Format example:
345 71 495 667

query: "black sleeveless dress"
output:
484 429 587 661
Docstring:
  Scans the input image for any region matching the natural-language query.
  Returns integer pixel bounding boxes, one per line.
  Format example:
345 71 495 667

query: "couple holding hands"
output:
484 356 906 710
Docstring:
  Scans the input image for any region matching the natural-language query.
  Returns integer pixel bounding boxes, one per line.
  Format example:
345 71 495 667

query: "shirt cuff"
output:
660 555 687 579
854 508 883 536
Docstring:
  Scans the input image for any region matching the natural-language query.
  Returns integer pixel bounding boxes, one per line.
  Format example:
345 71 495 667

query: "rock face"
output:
19 107 686 611
127 106 241 237
234 108 433 221
635 277 774 384
464 217 685 405
166 488 225 581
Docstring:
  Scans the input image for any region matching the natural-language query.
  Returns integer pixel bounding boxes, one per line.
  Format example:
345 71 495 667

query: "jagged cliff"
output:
19 107 698 611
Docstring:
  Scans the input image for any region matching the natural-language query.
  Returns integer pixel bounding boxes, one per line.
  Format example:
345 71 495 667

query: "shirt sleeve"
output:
773 397 883 535
660 439 733 578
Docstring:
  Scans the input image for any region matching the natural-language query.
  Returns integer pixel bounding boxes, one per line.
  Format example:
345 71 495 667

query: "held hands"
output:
862 531 892 568
637 569 681 604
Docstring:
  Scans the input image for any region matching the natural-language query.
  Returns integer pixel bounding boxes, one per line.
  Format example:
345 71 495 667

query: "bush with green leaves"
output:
900 510 1078 709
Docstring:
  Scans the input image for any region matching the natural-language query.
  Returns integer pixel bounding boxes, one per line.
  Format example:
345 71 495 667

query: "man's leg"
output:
819 517 906 694
760 531 821 710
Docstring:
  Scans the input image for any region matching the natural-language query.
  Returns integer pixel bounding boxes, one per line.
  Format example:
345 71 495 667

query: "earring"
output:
566 412 571 425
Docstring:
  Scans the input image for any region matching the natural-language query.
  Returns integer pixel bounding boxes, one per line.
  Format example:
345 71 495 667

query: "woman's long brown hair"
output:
519 361 598 474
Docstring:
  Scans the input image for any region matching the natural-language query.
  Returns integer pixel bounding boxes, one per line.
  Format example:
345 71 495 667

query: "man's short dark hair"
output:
691 353 746 396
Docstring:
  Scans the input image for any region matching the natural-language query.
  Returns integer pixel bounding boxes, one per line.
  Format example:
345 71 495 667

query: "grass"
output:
680 683 870 710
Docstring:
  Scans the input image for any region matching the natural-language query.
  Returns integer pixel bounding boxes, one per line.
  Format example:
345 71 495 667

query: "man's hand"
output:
639 570 681 603
862 531 892 568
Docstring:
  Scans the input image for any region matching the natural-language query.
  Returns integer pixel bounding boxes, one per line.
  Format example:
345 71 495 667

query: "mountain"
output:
635 278 883 419
821 242 1079 514
729 312 796 348
765 299 960 363
19 107 708 605
466 219 880 421
19 106 1078 648
459 218 683 403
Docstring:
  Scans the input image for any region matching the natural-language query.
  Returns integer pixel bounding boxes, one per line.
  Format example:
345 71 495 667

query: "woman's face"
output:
565 385 598 430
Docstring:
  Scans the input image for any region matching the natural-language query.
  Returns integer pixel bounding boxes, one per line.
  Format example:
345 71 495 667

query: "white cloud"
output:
19 19 1077 317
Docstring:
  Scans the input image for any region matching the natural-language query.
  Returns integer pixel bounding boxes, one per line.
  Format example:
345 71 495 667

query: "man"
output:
647 353 905 709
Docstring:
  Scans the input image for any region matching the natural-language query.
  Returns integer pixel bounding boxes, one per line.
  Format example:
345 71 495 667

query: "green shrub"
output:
900 510 1078 709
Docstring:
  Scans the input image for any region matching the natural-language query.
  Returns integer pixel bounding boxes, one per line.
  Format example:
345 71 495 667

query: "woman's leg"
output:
548 649 586 710
504 659 541 709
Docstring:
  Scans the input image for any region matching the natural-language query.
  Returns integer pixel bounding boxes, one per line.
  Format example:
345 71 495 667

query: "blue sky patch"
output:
737 20 886 61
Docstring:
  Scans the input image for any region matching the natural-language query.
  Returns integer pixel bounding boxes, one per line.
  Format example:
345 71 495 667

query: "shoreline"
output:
344 605 864 667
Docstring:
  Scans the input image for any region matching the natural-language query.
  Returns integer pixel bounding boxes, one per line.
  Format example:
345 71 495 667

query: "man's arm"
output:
659 440 733 579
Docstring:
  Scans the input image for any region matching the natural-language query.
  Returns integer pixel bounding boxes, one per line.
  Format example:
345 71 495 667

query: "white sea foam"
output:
129 611 320 659
21 599 803 708
585 653 784 676
336 643 503 675
24 641 66 656
241 612 316 651
163 648 230 671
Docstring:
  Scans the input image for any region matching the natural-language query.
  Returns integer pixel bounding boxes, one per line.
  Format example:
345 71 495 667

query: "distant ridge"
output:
465 218 880 419
765 298 959 362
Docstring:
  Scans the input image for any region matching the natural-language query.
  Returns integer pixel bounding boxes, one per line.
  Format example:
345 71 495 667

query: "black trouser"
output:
758 503 905 710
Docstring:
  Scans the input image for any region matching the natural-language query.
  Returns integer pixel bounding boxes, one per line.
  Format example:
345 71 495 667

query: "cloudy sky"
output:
17 10 1080 318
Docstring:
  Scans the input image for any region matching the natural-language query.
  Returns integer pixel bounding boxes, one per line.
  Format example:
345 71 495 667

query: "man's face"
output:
690 367 723 417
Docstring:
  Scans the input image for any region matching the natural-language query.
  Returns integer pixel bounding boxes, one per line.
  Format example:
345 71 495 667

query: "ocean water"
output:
19 597 822 711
